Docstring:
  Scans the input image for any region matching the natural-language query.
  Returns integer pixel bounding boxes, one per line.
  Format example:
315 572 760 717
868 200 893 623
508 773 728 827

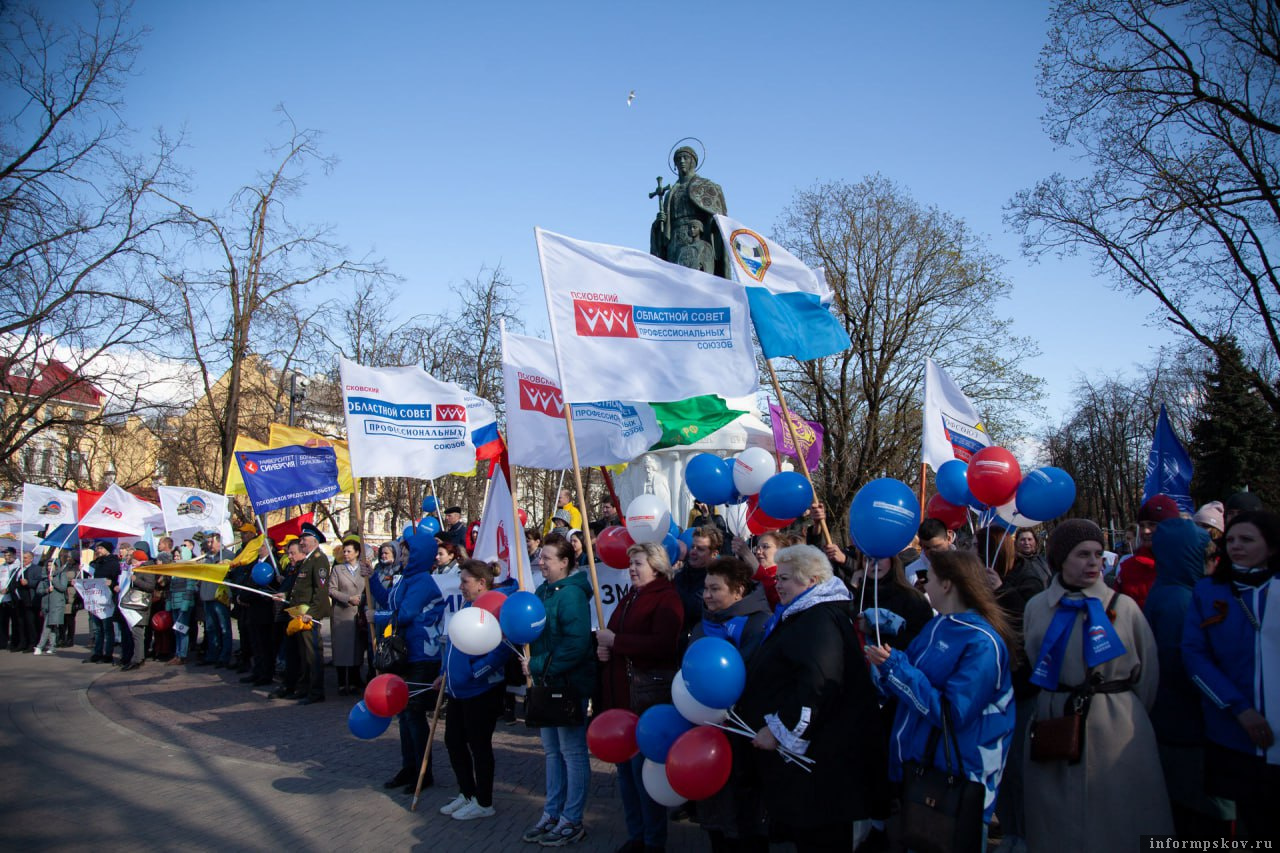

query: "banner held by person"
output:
536 227 758 404
73 577 114 619
234 445 341 515
339 357 476 480
921 357 990 470
714 213 852 362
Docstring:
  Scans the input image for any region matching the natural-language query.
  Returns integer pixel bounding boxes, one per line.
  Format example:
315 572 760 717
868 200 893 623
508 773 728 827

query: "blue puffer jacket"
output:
1182 569 1274 756
370 531 445 663
444 601 513 699
1145 519 1210 746
876 611 1015 822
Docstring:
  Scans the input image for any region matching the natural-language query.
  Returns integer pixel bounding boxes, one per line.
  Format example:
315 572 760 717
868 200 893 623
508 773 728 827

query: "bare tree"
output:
1010 0 1280 413
772 175 1044 538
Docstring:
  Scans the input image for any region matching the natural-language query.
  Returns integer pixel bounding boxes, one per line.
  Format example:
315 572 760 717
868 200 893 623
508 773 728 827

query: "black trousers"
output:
13 601 37 650
444 685 504 806
250 621 275 683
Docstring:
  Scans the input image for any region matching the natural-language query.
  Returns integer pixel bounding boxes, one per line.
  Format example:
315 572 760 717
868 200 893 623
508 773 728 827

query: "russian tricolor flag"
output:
714 214 851 362
465 392 505 462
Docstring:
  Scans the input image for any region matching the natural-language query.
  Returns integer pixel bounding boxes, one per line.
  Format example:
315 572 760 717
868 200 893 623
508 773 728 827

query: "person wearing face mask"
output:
1022 519 1173 851
1182 509 1280 842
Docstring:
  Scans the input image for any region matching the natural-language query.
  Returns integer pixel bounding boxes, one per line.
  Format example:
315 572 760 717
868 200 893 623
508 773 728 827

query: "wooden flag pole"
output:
410 673 448 812
562 407 606 628
918 462 928 516
765 360 832 547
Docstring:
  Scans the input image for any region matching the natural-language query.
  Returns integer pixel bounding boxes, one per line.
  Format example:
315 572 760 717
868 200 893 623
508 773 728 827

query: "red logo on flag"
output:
519 379 564 417
437 404 467 422
244 460 259 474
574 300 637 338
496 523 509 563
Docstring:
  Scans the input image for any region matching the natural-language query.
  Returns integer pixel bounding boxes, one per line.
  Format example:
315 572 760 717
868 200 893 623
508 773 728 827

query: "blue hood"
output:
402 530 439 577
1151 518 1209 591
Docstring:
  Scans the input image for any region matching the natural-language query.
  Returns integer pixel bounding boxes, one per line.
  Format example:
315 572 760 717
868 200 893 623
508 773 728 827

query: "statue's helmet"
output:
673 145 699 168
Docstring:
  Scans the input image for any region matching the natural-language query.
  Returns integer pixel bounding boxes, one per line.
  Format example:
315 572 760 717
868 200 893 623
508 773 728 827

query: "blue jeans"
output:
91 613 115 658
172 608 194 658
617 752 667 846
539 707 589 825
202 600 232 664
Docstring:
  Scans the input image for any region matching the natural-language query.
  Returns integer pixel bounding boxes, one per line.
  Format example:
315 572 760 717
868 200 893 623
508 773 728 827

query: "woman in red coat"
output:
596 542 684 853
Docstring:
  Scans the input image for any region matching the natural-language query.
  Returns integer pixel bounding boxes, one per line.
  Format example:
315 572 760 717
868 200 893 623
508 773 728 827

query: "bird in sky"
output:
626 90 636 107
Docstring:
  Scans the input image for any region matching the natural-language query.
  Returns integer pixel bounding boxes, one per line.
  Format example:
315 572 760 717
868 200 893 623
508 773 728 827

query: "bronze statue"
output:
649 144 728 277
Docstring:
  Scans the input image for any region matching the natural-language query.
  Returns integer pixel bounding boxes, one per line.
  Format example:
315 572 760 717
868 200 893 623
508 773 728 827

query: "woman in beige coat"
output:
329 541 368 695
1022 519 1173 852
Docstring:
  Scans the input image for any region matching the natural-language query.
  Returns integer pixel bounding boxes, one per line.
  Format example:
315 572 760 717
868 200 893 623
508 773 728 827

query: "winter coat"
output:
673 564 707 636
1012 553 1050 589
876 612 1015 823
370 533 445 663
689 583 772 661
167 574 197 612
328 561 367 666
246 560 280 625
37 567 72 622
1023 576 1173 851
736 577 888 831
1146 519 1211 746
444 601 513 699
1117 548 1157 610
89 554 121 591
527 569 595 698
598 574 684 712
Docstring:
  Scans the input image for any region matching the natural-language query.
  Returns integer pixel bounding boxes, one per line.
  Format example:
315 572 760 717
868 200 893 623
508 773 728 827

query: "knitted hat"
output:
1138 494 1182 524
552 509 572 525
132 549 149 563
1226 491 1264 514
1047 519 1106 573
1192 501 1225 533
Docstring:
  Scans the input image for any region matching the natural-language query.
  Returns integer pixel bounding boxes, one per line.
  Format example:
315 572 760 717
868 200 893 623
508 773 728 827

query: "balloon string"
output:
503 639 527 660
871 557 882 649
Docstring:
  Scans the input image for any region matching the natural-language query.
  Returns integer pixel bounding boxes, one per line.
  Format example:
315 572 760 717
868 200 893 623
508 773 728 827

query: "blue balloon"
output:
251 561 275 587
678 527 696 550
757 472 814 520
935 460 974 507
348 700 392 740
418 515 442 536
848 478 921 559
500 591 547 644
421 495 438 513
681 637 746 709
402 523 417 541
636 703 694 762
685 453 735 505
668 518 680 539
1016 466 1076 522
662 533 680 565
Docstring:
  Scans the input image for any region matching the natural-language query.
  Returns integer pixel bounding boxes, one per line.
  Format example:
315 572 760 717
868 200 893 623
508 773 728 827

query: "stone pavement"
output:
0 639 729 852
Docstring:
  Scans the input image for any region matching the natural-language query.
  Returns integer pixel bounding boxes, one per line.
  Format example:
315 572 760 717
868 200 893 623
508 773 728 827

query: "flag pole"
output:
919 462 928 516
764 360 832 548
563 408 606 628
410 672 448 812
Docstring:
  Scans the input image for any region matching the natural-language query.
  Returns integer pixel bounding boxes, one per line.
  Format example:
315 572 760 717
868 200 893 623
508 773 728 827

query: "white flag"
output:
80 484 159 537
536 228 758 404
339 357 476 480
502 328 662 469
21 483 78 526
158 486 231 538
470 467 530 586
922 357 990 471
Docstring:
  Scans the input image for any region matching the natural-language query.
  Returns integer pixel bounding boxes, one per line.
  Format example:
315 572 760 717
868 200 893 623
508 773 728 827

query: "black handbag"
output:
899 699 986 853
372 625 408 674
524 648 583 728
628 663 675 714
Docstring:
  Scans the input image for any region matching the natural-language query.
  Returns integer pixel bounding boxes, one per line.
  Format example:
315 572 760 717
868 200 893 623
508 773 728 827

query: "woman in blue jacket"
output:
865 549 1016 844
369 527 445 793
1182 509 1280 843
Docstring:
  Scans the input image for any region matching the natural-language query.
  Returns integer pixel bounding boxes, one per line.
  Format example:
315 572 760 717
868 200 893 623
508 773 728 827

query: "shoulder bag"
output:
525 646 584 729
900 698 986 853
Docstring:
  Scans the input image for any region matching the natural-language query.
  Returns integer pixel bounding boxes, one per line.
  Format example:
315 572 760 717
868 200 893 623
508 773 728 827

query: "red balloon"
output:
665 725 733 800
596 525 635 569
587 708 640 763
364 673 409 718
517 507 529 526
474 590 507 617
745 495 791 535
926 494 968 531
966 446 1022 508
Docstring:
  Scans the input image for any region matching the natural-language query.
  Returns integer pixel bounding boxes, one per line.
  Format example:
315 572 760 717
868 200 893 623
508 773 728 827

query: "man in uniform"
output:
288 522 331 705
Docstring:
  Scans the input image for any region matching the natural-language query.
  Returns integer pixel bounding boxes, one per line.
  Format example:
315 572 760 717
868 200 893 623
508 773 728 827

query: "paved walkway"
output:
0 640 717 852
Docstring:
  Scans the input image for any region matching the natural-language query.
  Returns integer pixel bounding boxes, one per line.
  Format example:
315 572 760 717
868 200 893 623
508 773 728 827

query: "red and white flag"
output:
79 484 161 537
470 466 531 588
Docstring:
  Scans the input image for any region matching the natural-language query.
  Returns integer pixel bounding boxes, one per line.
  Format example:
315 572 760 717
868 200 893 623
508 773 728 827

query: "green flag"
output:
649 395 747 450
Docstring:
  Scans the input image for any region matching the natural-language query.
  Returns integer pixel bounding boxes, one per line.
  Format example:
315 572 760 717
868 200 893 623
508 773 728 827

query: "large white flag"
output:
21 484 78 526
502 327 662 469
470 467 531 586
922 357 990 471
157 486 232 540
80 484 160 537
339 357 476 480
536 228 758 404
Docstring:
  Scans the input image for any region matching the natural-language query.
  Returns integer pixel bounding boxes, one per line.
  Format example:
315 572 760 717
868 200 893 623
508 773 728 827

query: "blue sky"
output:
113 1 1180 428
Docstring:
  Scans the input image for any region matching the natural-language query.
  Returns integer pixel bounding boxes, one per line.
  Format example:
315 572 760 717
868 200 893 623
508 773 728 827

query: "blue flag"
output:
234 445 341 515
1143 405 1194 512
41 523 79 549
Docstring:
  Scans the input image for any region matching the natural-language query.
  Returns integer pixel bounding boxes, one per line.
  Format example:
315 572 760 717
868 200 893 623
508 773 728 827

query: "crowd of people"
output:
2 484 1276 851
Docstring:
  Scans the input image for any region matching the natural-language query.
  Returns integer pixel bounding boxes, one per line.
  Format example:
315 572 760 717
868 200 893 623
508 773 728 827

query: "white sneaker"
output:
32 649 43 655
439 794 471 816
452 801 496 821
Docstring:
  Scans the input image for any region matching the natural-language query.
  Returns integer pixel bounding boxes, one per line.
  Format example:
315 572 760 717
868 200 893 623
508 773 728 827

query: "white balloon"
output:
995 499 1041 529
671 669 729 725
447 607 502 655
626 494 671 545
732 447 776 496
641 758 687 807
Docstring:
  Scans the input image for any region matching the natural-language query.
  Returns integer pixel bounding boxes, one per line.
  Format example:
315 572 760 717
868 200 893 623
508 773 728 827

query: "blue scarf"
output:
701 614 748 647
1030 595 1127 690
763 585 815 640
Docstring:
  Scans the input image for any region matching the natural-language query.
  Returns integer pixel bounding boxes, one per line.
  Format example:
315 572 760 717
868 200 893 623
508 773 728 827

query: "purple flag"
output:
767 402 824 471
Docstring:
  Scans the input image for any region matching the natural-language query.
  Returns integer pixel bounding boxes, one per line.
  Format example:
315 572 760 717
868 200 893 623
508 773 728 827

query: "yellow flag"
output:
133 561 232 585
224 435 268 496
230 534 264 567
269 424 354 494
